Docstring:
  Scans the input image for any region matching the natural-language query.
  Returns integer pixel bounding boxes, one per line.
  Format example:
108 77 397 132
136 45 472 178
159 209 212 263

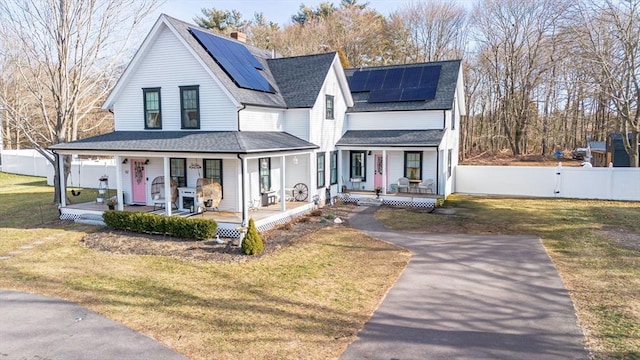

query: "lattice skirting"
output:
338 194 436 209
216 226 242 239
60 213 81 221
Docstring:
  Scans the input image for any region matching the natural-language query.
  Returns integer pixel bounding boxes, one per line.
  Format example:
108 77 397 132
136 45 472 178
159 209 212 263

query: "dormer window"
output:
325 95 334 120
143 88 161 129
180 85 200 129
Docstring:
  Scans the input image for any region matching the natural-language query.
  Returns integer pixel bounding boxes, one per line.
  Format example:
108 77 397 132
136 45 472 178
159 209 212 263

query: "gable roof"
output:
50 131 318 154
105 14 346 110
336 130 444 147
164 15 287 108
268 52 337 108
345 59 461 113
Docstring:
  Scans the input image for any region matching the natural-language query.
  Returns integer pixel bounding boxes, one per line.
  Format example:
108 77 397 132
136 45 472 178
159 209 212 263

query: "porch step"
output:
357 198 383 207
75 213 106 226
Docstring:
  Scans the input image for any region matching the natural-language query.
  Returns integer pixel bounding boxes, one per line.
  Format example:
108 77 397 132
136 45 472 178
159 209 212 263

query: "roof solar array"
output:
349 65 441 103
189 28 275 93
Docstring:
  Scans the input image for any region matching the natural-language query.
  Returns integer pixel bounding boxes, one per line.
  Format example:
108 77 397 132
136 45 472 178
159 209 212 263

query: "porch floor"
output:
343 189 439 199
62 200 311 223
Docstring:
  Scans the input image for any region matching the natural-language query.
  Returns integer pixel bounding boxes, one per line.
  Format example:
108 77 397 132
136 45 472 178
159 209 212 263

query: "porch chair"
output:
397 177 410 193
150 176 178 210
418 178 434 194
196 178 222 212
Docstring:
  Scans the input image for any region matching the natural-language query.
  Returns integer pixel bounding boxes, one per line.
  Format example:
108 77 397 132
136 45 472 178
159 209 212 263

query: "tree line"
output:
0 0 638 197
195 0 639 166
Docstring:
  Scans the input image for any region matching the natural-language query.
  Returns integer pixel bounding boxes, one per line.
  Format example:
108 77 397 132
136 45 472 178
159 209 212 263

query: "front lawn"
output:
0 172 410 359
376 195 640 360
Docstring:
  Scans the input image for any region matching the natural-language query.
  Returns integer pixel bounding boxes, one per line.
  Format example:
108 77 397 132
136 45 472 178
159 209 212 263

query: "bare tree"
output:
571 0 640 166
393 1 467 63
471 0 570 156
0 0 158 203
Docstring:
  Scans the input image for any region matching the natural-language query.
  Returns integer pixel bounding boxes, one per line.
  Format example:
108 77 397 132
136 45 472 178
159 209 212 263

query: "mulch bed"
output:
81 203 356 263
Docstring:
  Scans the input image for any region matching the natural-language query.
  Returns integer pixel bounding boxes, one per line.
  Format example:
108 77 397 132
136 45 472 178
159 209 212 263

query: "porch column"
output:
280 155 286 212
58 153 66 207
241 156 249 226
382 149 387 195
115 155 124 210
337 149 343 192
163 156 172 216
309 152 315 203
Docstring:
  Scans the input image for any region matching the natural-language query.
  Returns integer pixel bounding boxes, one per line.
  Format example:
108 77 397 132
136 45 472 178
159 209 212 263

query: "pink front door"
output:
131 159 147 203
374 154 387 189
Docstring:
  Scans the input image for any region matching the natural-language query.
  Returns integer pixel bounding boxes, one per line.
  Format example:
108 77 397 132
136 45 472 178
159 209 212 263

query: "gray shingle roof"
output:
165 16 287 108
345 60 461 113
268 52 336 108
336 130 444 147
50 131 318 154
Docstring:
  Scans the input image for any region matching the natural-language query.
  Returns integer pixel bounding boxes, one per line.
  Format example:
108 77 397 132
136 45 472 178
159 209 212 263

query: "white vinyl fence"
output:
456 165 640 201
3 150 640 201
1 149 115 189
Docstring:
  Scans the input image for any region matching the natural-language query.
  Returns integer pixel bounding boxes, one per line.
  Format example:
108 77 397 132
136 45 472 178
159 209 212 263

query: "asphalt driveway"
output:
340 206 589 360
0 290 186 360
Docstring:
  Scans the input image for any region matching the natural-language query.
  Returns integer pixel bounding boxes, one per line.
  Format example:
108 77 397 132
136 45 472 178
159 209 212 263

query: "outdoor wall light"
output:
367 151 372 156
144 159 150 165
292 156 299 165
122 158 128 164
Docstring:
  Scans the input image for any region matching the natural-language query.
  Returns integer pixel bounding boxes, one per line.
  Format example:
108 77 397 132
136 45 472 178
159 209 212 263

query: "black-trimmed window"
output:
170 158 187 187
404 151 422 180
447 149 452 178
259 158 271 193
317 152 326 188
180 85 200 129
330 151 338 185
350 151 366 180
325 95 334 119
143 88 161 129
204 158 223 184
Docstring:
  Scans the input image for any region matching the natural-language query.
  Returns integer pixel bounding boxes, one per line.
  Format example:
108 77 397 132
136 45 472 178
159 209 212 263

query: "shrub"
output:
103 211 217 240
241 218 264 255
324 212 336 220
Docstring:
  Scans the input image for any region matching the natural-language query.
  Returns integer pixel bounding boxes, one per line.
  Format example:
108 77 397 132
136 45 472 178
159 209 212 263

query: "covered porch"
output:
335 129 445 197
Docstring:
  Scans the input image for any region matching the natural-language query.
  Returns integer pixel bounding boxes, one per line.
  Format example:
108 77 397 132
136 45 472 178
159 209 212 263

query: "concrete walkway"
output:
340 206 589 360
0 290 186 360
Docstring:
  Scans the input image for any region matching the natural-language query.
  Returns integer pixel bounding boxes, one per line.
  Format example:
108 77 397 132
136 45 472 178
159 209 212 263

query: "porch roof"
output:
336 130 444 147
50 131 318 154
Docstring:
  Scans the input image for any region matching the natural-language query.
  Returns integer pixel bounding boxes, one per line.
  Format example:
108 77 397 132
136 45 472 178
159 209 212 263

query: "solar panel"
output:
368 89 402 103
365 69 386 90
419 65 441 89
189 28 274 93
349 71 369 92
382 68 404 89
400 87 437 102
402 67 423 88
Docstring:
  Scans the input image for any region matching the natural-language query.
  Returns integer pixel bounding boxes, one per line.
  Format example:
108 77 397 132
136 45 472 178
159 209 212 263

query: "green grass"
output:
0 172 410 359
0 172 95 228
376 195 640 360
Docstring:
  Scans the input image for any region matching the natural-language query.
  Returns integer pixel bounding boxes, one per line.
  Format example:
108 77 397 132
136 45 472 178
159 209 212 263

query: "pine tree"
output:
241 218 264 255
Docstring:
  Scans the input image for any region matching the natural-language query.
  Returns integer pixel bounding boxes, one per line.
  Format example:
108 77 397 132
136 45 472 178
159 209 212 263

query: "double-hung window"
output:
170 158 187 187
350 151 366 180
325 95 334 119
259 158 271 193
404 151 422 180
143 88 161 129
180 85 200 129
317 152 326 188
329 151 338 185
204 158 223 184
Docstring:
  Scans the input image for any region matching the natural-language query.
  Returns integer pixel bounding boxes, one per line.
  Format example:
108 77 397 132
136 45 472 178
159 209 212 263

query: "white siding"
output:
239 107 285 131
308 63 348 150
114 25 237 131
347 110 444 131
284 109 310 141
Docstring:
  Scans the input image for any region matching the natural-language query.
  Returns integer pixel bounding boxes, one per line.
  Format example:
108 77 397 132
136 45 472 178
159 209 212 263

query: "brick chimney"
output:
230 31 247 43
